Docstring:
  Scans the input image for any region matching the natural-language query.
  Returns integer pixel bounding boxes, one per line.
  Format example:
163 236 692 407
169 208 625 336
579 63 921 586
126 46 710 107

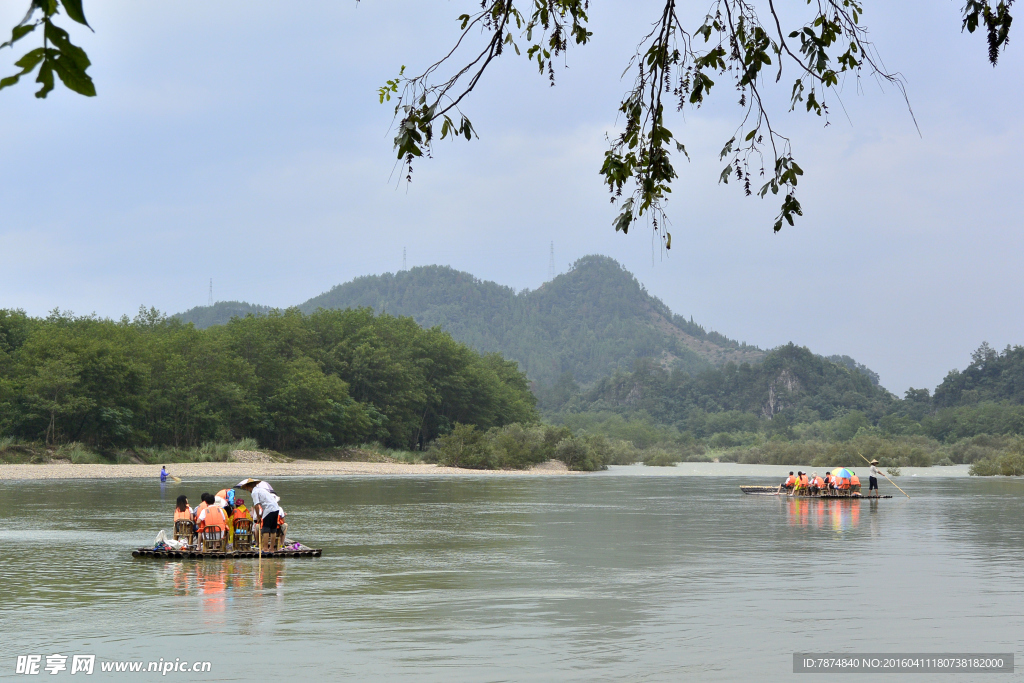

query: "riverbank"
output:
0 459 576 480
0 460 980 481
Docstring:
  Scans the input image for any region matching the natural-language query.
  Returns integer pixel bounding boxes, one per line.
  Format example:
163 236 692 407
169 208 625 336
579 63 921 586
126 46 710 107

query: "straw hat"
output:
870 459 879 465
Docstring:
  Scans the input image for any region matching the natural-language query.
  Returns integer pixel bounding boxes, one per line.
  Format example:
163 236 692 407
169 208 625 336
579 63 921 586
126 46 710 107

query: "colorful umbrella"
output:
831 467 855 479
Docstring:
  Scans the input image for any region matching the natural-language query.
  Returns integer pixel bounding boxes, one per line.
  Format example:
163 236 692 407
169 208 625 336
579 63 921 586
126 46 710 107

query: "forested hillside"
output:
177 301 272 329
544 343 893 425
0 308 536 452
179 255 765 385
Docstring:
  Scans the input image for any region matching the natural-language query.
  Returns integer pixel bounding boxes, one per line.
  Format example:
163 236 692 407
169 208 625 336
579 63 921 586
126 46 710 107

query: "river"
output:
1 465 1021 681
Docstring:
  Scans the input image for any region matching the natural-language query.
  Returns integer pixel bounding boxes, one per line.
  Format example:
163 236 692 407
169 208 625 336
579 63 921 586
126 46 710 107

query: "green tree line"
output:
539 342 1024 474
0 307 537 452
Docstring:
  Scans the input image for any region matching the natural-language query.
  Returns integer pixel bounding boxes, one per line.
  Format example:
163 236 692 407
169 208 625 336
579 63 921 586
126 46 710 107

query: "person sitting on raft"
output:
782 472 796 490
809 473 825 493
232 497 251 521
173 495 194 537
194 492 212 519
196 494 229 542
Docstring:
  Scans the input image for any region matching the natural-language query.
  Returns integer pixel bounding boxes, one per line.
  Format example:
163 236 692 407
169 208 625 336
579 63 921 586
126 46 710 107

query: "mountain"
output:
554 342 895 426
177 256 765 385
176 301 272 329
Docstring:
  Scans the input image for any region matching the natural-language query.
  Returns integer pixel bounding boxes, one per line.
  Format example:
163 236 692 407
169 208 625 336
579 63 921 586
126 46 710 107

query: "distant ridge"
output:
176 301 272 329
175 256 764 385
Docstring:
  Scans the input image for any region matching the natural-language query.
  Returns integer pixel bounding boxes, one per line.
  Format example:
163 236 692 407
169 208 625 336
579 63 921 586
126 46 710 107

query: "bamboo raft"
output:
132 545 321 559
740 485 892 499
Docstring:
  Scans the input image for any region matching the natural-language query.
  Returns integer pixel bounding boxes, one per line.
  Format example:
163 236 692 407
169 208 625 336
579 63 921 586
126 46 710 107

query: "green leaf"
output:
35 59 55 98
1 23 37 50
52 53 95 96
14 47 46 71
59 0 90 27
612 198 634 233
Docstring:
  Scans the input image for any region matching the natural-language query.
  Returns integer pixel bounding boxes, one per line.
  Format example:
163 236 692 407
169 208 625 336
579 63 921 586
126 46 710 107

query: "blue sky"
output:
0 1 1021 394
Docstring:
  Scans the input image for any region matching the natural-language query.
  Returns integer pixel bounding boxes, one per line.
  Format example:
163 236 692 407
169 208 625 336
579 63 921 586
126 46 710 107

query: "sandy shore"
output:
0 459 575 480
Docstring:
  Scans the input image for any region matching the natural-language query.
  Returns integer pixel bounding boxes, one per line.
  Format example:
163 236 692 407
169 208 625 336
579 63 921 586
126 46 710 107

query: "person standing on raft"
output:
237 479 284 551
869 460 887 497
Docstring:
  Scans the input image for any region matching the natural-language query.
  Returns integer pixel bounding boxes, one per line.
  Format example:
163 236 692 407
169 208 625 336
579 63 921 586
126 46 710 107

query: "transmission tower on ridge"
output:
403 247 407 271
208 279 213 307
548 242 555 281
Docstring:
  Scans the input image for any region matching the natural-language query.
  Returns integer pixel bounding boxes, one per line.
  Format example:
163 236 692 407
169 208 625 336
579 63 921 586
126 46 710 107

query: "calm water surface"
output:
1 467 1022 681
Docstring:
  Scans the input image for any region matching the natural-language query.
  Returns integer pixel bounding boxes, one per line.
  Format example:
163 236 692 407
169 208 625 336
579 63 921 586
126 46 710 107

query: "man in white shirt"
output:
239 479 284 551
869 460 885 497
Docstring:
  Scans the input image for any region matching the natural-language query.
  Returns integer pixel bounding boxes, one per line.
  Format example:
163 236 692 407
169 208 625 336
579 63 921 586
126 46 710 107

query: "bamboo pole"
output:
856 452 910 498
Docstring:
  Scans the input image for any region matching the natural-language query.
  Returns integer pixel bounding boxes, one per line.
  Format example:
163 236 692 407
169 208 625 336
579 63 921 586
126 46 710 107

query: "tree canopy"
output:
1 1 1013 241
0 307 538 451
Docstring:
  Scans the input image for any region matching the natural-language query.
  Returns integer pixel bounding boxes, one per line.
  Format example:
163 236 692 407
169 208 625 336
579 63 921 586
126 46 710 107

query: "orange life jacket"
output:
200 506 228 532
232 506 251 522
784 475 796 486
811 476 824 488
215 489 229 501
798 474 809 487
850 475 860 486
836 478 850 490
174 507 193 523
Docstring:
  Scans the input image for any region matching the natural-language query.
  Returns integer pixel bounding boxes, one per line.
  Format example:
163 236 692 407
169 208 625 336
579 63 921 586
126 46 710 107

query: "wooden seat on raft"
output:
173 520 195 545
200 528 226 553
232 519 253 551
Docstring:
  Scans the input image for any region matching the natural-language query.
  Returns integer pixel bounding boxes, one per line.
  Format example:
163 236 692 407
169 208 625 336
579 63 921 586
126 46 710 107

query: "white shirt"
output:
870 465 882 477
250 486 281 518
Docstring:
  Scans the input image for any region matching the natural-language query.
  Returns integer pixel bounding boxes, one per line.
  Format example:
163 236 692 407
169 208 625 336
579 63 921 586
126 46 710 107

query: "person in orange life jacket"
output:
822 472 832 490
809 473 825 493
194 493 214 531
196 499 229 539
782 472 796 490
174 495 193 523
173 495 193 535
232 498 251 522
798 472 810 489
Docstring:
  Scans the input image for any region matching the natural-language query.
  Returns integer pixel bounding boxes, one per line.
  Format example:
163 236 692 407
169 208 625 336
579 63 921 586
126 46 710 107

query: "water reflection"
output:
164 558 287 615
784 497 876 532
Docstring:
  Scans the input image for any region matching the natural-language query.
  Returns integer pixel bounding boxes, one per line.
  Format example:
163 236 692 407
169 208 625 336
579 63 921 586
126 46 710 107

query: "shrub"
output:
607 439 642 465
430 423 495 469
53 442 103 464
554 435 610 471
487 423 549 469
643 449 681 467
969 459 1001 476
